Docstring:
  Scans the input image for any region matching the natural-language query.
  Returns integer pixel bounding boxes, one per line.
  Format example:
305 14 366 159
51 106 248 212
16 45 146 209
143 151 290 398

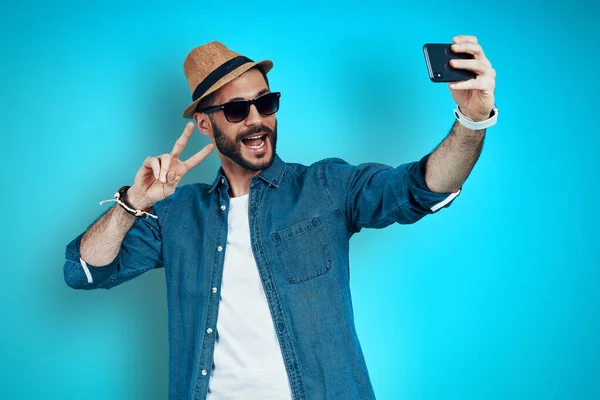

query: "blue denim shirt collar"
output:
208 154 286 193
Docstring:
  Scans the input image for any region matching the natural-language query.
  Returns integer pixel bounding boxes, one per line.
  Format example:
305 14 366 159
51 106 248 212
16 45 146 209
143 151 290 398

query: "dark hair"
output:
195 65 270 111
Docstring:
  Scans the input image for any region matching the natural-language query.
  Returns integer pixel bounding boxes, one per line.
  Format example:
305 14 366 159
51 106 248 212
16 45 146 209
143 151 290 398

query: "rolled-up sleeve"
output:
63 201 167 290
321 154 460 233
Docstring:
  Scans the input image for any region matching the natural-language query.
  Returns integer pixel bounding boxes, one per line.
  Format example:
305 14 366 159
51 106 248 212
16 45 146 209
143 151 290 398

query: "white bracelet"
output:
454 106 498 130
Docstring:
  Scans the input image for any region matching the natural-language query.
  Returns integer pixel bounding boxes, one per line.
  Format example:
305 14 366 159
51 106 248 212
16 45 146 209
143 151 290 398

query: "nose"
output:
244 103 263 127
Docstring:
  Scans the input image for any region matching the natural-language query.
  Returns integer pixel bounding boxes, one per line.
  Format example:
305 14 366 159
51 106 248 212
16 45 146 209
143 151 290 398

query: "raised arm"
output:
79 123 214 266
425 35 497 193
65 123 213 289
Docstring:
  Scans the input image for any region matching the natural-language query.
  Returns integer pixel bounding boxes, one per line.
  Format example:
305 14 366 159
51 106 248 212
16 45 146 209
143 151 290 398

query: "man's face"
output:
202 68 278 172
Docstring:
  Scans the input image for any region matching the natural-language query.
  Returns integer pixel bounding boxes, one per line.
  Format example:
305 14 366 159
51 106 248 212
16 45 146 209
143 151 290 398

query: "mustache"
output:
236 125 275 142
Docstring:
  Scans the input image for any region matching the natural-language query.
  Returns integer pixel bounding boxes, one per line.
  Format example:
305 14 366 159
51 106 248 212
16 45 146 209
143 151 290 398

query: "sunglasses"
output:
196 91 281 123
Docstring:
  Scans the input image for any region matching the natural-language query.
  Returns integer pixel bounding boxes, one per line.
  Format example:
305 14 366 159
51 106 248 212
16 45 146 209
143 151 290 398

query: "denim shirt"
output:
64 153 459 400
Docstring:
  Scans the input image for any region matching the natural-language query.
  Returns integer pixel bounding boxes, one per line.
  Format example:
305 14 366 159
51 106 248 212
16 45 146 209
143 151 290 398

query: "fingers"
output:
151 157 160 181
448 36 495 91
171 122 195 160
140 133 213 187
182 143 215 172
142 154 173 183
449 59 489 75
159 154 172 183
448 58 496 91
449 75 496 91
143 156 161 181
451 41 492 67
452 35 478 44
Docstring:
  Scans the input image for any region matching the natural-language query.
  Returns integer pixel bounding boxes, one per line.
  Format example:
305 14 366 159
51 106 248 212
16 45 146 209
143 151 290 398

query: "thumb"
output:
167 170 179 183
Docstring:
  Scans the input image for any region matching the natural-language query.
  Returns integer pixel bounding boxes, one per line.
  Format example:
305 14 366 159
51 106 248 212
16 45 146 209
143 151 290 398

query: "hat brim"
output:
182 59 273 119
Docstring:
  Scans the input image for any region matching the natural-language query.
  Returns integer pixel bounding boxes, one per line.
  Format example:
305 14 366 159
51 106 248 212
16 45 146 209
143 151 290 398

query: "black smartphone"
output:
423 43 476 82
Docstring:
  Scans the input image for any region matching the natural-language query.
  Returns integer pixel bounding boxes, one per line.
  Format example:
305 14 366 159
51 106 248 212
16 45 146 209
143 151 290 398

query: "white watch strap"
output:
454 106 498 130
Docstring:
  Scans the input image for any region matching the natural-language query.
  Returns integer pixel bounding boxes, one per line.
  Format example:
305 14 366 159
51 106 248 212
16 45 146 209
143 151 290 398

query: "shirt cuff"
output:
64 232 120 288
430 190 460 212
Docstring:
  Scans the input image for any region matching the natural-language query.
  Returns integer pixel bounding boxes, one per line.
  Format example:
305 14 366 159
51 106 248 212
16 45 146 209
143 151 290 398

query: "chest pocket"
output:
271 217 332 284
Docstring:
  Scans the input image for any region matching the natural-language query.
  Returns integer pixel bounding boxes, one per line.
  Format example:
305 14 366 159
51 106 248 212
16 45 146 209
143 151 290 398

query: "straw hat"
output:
182 41 273 118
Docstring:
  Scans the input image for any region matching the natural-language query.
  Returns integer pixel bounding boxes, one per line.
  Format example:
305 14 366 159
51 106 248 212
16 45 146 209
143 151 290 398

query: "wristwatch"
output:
454 106 498 130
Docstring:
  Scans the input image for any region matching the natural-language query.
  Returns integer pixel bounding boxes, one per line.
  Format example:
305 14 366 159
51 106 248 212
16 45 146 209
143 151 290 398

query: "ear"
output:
193 113 212 137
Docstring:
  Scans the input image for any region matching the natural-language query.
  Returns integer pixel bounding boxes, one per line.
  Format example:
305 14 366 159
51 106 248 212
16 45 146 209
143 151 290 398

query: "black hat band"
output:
192 56 253 102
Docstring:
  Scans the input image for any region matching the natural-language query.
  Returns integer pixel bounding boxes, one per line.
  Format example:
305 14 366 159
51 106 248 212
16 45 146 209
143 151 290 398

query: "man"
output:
64 37 497 399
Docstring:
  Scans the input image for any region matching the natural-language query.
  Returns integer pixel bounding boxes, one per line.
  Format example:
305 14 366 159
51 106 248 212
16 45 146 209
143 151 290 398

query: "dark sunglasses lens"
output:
256 93 280 115
223 101 249 122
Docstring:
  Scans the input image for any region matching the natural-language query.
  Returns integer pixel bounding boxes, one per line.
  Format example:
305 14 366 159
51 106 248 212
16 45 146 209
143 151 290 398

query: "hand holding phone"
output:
423 43 476 82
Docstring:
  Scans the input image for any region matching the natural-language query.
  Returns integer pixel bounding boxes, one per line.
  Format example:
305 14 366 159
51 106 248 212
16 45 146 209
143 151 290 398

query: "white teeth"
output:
247 141 265 149
246 134 264 140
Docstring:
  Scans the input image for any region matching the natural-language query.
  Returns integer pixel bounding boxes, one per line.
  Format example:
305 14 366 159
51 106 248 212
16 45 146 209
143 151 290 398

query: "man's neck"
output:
220 159 262 198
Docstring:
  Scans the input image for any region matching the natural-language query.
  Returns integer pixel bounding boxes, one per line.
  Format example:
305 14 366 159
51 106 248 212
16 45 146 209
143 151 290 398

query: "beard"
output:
211 116 278 171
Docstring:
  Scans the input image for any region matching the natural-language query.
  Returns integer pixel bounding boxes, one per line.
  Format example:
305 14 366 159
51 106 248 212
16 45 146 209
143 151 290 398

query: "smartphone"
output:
423 43 476 82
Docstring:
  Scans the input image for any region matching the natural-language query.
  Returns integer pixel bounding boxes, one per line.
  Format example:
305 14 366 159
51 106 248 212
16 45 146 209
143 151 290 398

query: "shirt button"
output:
217 246 223 252
221 178 225 184
207 328 213 334
212 287 217 293
220 205 226 211
201 369 207 376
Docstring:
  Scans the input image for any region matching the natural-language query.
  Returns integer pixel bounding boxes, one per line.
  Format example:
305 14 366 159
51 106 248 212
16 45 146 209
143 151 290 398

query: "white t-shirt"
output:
207 194 293 400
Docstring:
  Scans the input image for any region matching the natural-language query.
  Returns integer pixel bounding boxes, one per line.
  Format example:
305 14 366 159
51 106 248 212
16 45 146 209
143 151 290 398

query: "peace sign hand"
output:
127 122 214 210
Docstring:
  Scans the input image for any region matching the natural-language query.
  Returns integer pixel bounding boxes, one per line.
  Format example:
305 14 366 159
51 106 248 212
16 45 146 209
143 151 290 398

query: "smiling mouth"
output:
241 134 267 149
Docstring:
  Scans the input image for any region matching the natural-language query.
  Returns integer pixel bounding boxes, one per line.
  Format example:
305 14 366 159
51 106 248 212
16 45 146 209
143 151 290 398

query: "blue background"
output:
1 0 598 399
